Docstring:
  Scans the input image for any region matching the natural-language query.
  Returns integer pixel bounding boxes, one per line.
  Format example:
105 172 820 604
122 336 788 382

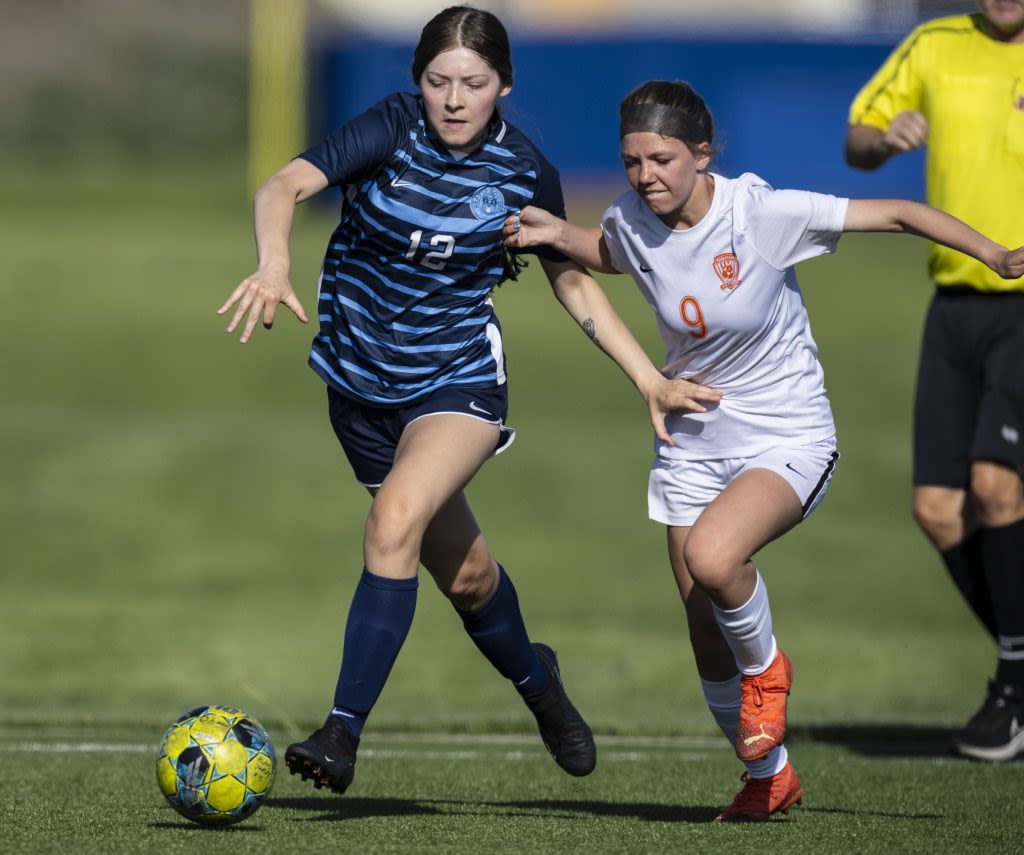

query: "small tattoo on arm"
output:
581 317 602 348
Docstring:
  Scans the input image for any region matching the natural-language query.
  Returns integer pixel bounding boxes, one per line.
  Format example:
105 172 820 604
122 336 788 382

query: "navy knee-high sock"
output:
940 532 997 638
980 519 1024 689
331 568 418 737
456 564 549 696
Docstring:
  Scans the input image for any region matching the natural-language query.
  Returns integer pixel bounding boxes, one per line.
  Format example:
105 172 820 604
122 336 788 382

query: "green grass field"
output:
1 161 1019 852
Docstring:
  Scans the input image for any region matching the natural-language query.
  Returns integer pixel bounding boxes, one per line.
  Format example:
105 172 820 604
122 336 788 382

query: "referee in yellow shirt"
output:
846 0 1024 762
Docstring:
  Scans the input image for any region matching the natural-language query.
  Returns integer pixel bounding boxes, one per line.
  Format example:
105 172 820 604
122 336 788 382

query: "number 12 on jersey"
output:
406 230 455 270
679 296 708 338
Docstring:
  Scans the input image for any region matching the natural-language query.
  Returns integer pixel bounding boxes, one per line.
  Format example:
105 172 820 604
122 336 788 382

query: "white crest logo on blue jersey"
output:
469 186 505 221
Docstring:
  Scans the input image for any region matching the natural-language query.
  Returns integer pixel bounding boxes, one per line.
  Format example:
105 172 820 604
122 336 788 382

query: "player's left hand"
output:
645 376 722 446
993 246 1024 280
502 205 562 249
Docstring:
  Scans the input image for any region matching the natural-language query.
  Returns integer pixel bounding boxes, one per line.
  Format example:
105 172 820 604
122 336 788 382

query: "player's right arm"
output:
219 158 326 343
503 206 619 274
220 94 403 343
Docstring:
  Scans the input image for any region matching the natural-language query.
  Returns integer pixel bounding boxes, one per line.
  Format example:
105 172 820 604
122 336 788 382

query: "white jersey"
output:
602 172 848 461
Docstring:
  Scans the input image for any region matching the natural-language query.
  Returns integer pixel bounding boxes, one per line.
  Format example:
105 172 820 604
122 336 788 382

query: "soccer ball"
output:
156 704 276 826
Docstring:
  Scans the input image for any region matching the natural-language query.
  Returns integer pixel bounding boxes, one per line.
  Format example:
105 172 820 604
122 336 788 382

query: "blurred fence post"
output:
248 0 307 195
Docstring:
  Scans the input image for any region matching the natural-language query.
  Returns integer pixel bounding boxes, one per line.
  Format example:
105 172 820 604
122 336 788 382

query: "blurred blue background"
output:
313 35 926 200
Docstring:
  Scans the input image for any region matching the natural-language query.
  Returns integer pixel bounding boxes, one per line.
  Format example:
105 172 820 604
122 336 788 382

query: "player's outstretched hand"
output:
993 246 1024 280
645 376 723 446
503 205 563 249
884 110 929 153
218 262 308 343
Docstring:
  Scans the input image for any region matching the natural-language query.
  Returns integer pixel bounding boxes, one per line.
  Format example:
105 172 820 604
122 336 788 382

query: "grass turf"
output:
2 730 1022 854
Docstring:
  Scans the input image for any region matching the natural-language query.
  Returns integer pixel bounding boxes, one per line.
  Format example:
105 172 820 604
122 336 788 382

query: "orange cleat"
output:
713 761 803 823
735 648 792 761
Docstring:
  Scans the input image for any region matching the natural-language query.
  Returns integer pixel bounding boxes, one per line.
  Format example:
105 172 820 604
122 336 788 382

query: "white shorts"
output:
648 437 839 527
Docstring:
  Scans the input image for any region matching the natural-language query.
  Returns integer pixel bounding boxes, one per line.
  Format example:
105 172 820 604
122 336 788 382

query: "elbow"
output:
254 172 300 208
252 175 279 206
844 146 878 172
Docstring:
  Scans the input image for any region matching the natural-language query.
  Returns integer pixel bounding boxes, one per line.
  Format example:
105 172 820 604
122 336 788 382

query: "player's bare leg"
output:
667 526 737 682
363 413 500 580
414 425 596 776
683 470 802 763
683 469 802 609
286 415 499 793
668 523 801 820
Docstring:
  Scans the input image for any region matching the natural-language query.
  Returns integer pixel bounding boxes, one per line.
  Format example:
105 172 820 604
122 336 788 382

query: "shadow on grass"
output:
148 821 264 832
267 796 720 824
796 723 961 758
801 807 945 820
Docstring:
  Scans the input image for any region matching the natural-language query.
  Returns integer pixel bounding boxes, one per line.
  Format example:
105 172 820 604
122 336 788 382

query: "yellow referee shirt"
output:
849 14 1024 292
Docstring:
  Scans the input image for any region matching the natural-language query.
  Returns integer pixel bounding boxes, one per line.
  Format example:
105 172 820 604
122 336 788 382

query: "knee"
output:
365 492 423 561
970 466 1024 526
442 552 497 611
912 493 961 547
682 533 734 597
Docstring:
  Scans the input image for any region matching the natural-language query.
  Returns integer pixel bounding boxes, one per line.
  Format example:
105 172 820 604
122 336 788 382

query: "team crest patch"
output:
713 252 742 291
469 186 506 220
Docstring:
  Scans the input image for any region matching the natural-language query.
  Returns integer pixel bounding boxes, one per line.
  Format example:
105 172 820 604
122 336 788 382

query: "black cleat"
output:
285 716 360 794
953 680 1024 762
523 643 597 776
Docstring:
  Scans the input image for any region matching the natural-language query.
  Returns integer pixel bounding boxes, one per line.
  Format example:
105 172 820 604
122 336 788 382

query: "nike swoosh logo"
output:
391 178 413 188
785 462 803 476
468 401 492 416
640 264 654 272
1012 717 1022 739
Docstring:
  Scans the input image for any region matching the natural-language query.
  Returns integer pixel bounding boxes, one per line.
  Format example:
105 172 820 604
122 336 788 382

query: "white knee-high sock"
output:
711 570 778 676
700 674 788 779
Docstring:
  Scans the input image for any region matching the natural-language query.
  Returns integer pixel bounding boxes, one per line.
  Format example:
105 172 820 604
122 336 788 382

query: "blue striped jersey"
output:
298 92 567 406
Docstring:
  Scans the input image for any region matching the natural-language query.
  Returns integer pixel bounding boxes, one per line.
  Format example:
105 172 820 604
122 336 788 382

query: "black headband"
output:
619 103 707 143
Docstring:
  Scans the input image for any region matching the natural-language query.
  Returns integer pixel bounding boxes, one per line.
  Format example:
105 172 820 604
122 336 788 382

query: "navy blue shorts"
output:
327 384 516 487
914 287 1024 487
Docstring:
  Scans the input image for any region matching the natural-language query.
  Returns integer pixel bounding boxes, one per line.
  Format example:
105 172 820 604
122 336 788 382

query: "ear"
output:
694 141 712 169
499 83 512 98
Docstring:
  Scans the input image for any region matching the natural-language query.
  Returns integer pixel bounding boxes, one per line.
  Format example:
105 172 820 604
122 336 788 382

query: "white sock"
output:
700 673 787 779
700 673 741 743
711 570 778 676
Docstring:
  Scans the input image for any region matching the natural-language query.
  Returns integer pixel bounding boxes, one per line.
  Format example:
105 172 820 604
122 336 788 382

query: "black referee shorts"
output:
913 286 1024 487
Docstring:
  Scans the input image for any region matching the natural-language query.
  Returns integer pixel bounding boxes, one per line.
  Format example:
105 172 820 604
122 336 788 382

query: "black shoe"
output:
952 680 1024 762
285 716 360 794
523 643 597 776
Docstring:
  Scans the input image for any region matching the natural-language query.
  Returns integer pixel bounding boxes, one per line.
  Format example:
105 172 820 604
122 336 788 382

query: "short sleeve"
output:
743 186 849 270
600 208 629 274
848 26 926 131
297 94 408 187
519 152 568 263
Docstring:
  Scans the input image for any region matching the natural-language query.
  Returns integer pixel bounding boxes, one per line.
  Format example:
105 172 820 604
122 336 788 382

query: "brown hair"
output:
619 80 714 153
411 5 513 88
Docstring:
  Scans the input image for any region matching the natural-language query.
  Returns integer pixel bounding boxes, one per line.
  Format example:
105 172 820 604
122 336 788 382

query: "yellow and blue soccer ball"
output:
156 704 276 826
